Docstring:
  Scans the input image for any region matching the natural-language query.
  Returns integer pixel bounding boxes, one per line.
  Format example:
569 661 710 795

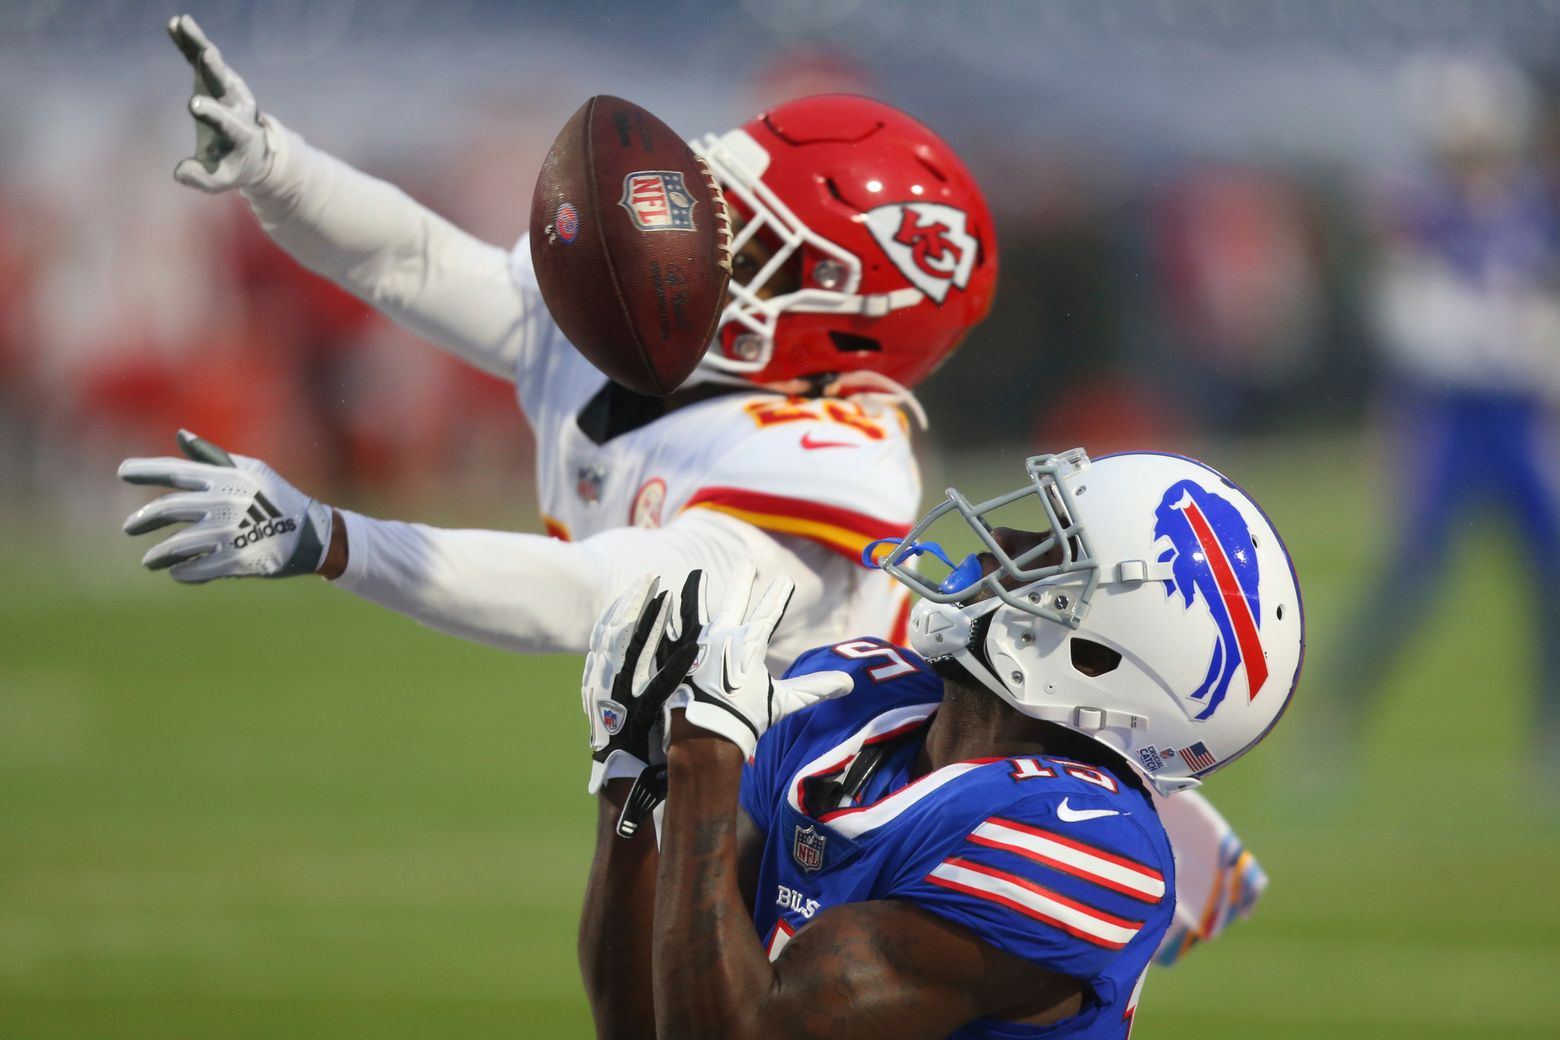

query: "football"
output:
530 95 732 396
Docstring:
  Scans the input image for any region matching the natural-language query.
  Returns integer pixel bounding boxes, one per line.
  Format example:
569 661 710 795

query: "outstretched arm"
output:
168 13 532 382
328 508 795 656
120 432 832 660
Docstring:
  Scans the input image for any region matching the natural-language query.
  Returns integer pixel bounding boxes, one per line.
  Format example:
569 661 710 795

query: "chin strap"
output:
824 370 928 430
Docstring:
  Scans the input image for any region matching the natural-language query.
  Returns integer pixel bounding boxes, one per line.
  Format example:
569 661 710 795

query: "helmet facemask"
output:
870 448 1308 796
875 448 1102 631
694 128 927 381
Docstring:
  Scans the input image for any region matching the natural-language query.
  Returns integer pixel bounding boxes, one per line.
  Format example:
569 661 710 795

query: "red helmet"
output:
694 95 997 388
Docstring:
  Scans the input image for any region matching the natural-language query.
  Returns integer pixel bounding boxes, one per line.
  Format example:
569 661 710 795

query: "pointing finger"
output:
167 14 207 68
172 15 217 64
198 46 250 104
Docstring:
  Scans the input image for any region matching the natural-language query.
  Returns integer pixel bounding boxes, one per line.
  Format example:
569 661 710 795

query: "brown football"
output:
530 95 732 396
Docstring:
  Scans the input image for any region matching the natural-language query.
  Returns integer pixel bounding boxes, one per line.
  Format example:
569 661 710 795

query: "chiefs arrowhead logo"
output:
864 203 978 305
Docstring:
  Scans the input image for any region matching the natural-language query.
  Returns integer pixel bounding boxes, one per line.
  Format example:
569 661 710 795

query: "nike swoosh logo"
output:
1056 797 1121 823
721 654 740 696
800 432 856 451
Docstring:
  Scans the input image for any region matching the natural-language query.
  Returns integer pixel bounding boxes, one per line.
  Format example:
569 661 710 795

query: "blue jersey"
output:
741 638 1176 1039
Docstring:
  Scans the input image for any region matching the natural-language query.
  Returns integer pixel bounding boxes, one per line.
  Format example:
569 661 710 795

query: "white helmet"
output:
873 449 1304 795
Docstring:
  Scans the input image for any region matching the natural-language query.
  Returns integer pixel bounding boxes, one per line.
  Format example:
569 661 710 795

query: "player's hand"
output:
656 569 709 679
119 430 333 583
607 570 710 836
168 14 273 193
582 575 702 796
670 564 852 758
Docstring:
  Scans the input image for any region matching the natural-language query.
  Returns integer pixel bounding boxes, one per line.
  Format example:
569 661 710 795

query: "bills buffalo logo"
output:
793 824 826 872
1154 480 1269 721
619 171 698 232
864 203 978 304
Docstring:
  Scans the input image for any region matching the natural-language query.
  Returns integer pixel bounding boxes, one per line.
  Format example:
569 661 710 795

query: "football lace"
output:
694 154 734 276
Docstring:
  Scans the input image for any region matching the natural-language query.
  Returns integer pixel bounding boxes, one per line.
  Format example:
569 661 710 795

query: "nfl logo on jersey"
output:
793 824 826 872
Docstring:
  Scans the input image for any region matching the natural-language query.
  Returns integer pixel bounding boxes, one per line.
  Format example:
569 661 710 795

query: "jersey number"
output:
745 399 894 440
1008 757 1120 793
832 640 918 682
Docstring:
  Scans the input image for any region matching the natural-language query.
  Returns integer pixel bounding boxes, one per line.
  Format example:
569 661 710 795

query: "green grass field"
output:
3 441 1559 1038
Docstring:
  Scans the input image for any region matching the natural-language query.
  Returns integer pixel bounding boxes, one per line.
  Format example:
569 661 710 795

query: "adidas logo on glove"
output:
232 492 296 549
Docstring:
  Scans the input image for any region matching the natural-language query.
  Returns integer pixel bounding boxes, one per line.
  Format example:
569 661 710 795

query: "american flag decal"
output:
1181 742 1217 772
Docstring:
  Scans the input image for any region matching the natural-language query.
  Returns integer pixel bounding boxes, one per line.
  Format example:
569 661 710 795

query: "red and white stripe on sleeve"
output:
924 815 1167 951
967 818 1167 903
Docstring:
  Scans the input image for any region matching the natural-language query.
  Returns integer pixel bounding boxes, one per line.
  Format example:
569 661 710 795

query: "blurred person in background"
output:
0 190 43 509
121 13 1264 968
1327 53 1560 778
1149 168 1325 432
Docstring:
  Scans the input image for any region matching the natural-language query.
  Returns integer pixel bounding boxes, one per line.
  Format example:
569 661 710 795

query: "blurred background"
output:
3 0 1560 1036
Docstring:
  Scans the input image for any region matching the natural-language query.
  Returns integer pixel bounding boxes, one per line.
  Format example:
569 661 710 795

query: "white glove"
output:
168 14 274 193
669 564 853 759
119 430 332 583
581 574 700 794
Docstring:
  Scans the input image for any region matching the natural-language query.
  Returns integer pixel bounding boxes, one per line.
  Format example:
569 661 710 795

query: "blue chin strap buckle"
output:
862 538 984 595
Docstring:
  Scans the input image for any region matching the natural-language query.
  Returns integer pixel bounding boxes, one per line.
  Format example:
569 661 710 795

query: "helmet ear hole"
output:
1070 638 1121 677
829 331 882 353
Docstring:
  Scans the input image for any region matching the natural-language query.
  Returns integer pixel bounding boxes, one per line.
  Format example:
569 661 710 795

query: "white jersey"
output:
236 120 917 664
509 236 919 655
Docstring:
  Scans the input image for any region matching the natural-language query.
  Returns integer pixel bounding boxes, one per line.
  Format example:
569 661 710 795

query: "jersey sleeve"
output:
681 401 921 566
507 233 594 418
332 505 771 655
889 791 1172 980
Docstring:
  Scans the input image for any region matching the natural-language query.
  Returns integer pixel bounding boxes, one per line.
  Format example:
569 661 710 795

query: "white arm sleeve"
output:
239 118 537 382
330 507 843 663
